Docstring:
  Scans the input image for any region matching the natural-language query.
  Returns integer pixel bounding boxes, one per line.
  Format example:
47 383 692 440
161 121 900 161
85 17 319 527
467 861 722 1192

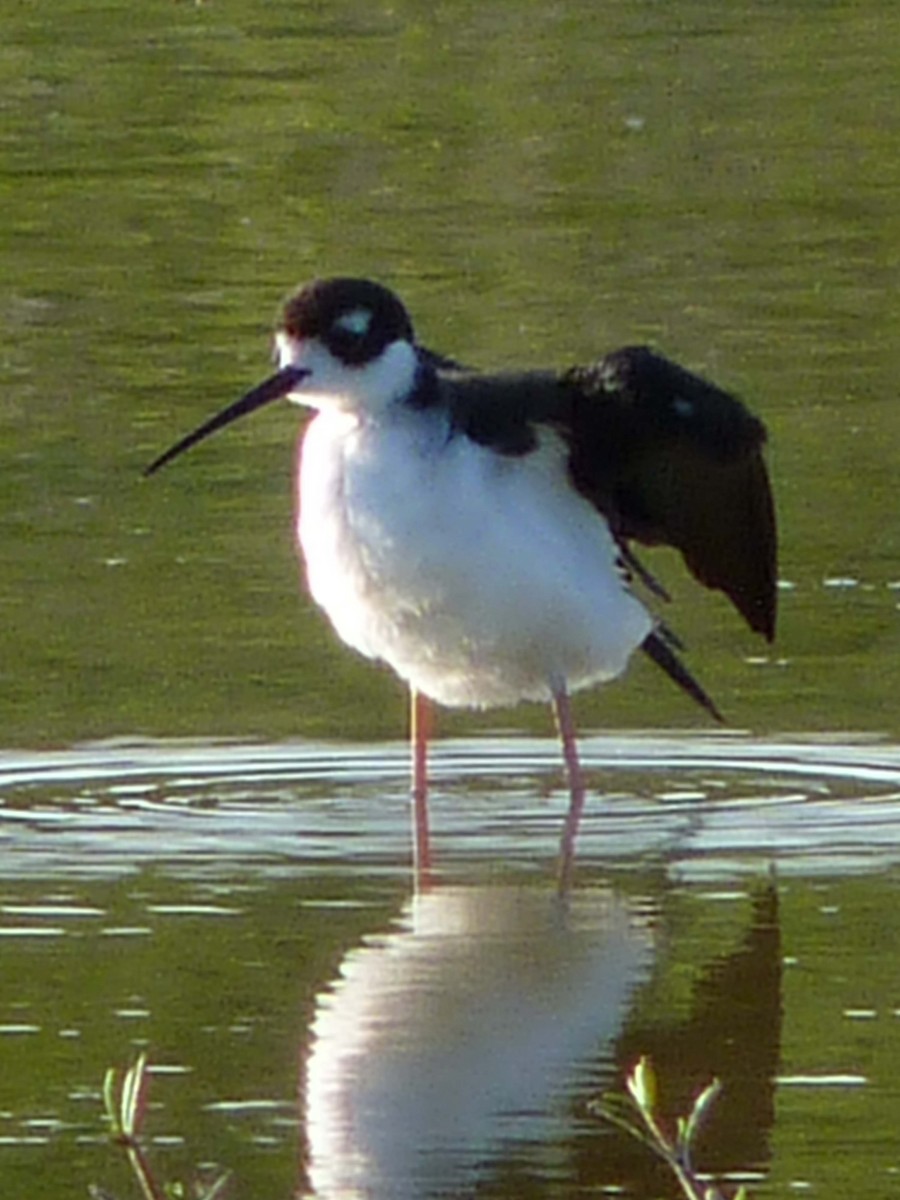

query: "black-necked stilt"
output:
146 277 777 888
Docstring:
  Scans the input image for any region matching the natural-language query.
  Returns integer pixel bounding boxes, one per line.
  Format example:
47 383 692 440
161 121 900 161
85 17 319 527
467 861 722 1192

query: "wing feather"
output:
566 346 777 640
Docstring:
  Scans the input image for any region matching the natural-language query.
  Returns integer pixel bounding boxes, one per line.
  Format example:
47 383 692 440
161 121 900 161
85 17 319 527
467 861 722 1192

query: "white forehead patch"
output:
335 308 372 337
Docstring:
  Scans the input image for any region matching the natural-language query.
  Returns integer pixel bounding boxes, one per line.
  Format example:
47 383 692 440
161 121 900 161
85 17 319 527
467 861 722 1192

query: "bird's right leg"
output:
410 688 433 889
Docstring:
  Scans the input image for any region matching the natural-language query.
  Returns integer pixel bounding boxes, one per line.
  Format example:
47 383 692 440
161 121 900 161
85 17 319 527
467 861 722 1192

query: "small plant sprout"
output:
103 1051 151 1144
100 1053 165 1200
592 1056 751 1200
98 1054 230 1200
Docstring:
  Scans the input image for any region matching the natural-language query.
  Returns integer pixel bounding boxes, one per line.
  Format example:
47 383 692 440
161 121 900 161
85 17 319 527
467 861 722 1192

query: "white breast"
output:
297 405 652 709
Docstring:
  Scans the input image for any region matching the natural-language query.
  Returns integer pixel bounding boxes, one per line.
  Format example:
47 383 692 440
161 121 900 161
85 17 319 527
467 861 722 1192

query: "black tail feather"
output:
653 619 686 653
641 630 724 723
618 543 672 603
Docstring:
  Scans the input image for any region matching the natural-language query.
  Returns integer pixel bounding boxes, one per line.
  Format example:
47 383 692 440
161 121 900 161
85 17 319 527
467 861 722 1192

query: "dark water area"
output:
3 1 900 1196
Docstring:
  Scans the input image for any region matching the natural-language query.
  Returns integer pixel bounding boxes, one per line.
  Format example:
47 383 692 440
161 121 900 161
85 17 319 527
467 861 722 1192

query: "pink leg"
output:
552 683 587 895
410 688 433 889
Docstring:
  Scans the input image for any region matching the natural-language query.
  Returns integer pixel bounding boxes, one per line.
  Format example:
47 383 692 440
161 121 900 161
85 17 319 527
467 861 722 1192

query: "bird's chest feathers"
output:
297 409 452 630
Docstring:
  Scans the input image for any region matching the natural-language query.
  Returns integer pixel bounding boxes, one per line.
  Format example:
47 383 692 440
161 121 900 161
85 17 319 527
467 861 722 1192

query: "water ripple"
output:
0 733 899 880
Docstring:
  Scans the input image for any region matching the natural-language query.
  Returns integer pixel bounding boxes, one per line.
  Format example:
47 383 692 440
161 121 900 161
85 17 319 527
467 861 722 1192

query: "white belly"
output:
297 407 652 709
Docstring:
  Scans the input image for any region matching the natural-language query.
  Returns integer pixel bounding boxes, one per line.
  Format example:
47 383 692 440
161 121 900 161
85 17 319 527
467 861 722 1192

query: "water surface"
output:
2 737 900 1196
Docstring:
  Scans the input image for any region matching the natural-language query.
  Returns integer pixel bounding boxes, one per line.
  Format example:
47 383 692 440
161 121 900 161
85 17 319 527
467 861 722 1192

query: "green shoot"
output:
592 1056 751 1200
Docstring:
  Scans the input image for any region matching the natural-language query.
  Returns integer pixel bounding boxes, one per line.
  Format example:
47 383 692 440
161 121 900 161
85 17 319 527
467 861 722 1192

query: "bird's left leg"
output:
551 682 587 895
410 688 433 889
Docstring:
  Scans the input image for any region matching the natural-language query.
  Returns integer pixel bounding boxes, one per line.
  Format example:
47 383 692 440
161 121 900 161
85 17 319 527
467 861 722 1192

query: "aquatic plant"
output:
97 1053 230 1200
592 1056 751 1200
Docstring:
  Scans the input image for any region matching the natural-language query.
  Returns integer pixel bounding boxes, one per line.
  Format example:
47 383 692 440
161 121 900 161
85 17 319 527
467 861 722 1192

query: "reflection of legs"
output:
552 683 586 895
410 688 432 888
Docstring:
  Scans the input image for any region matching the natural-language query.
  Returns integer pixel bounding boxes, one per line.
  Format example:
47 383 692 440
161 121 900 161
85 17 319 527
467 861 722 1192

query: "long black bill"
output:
144 365 309 477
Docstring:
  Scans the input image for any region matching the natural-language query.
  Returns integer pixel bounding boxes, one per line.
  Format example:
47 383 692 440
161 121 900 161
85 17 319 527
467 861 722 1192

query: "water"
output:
4 0 900 1196
2 737 900 1197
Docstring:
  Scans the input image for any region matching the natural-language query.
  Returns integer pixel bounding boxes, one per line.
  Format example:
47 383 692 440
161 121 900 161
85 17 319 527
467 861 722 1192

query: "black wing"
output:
417 344 469 372
565 346 777 642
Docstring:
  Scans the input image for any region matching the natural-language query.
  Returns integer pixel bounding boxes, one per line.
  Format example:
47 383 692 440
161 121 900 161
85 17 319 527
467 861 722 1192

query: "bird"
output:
145 276 777 890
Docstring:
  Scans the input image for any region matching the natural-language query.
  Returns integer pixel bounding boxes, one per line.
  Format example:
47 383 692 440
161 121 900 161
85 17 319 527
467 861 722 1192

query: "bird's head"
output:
275 276 419 415
144 277 420 476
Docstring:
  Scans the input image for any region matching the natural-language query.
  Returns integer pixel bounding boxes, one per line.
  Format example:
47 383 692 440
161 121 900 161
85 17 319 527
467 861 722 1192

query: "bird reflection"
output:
302 884 655 1199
